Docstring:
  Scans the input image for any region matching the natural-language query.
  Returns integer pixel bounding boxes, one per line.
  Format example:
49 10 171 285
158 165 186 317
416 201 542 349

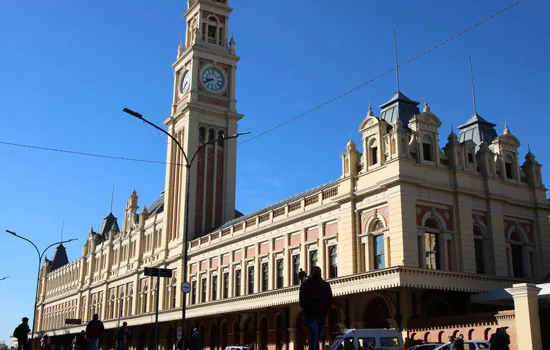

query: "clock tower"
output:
164 0 242 241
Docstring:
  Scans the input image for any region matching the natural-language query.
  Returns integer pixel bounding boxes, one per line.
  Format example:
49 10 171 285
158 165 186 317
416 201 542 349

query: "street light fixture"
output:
123 107 249 349
6 229 78 349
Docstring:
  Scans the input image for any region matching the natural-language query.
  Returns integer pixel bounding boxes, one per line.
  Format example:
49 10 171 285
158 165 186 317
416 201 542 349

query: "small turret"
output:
341 136 361 178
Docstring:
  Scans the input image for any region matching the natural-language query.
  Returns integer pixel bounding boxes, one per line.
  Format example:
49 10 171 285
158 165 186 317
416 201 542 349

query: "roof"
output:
98 212 120 236
457 113 498 149
214 178 341 231
378 91 420 128
148 192 165 216
50 244 69 271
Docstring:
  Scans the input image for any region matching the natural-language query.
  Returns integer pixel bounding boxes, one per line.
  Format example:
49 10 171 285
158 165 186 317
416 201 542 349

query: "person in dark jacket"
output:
489 327 510 350
299 266 333 350
85 314 105 350
189 328 202 350
14 317 31 350
450 334 464 350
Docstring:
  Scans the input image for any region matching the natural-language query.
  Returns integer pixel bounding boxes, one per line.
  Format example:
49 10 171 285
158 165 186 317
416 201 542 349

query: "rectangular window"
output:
374 235 385 269
223 273 229 299
474 239 485 274
235 270 241 297
309 250 318 269
292 255 300 285
468 152 474 163
276 260 284 289
261 263 269 292
328 246 338 278
247 266 255 294
425 232 440 270
211 275 218 301
201 278 207 303
191 281 196 305
505 162 513 179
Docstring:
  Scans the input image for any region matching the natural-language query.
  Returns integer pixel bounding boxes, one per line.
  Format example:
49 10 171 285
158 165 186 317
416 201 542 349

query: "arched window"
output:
247 266 255 294
205 15 219 44
504 154 515 179
292 255 300 285
370 219 385 270
140 282 148 314
509 231 525 278
424 218 441 270
261 263 269 292
474 225 485 274
234 269 241 297
211 275 218 301
276 259 284 288
369 139 378 166
217 130 225 148
309 250 318 269
198 126 206 144
422 134 434 162
328 246 338 278
208 128 215 143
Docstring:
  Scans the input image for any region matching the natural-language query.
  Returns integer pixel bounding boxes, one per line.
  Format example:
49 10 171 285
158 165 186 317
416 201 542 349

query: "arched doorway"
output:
233 320 241 345
259 317 268 350
243 318 256 346
221 321 228 350
210 323 219 350
275 314 284 350
364 297 390 328
328 307 340 342
294 312 308 350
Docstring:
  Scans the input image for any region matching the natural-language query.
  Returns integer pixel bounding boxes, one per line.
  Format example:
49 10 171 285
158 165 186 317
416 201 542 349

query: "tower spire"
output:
469 56 478 116
393 30 400 93
60 220 64 242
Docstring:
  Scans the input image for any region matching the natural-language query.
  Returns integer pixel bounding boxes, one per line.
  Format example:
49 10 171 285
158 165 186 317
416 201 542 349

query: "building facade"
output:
36 1 550 350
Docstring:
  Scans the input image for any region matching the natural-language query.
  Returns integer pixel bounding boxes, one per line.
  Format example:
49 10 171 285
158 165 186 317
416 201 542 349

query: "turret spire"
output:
393 30 401 93
469 56 478 116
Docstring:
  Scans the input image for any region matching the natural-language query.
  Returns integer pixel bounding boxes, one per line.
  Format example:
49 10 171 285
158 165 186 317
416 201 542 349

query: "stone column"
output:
506 283 542 350
487 199 507 276
337 200 357 275
387 186 418 267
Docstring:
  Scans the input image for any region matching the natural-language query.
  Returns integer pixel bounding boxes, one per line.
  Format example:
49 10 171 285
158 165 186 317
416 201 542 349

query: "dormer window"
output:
504 155 514 179
422 134 434 162
369 139 378 166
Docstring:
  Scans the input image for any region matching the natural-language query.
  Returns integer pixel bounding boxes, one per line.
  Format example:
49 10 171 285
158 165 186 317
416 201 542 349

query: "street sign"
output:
65 319 82 325
181 282 191 293
144 267 173 278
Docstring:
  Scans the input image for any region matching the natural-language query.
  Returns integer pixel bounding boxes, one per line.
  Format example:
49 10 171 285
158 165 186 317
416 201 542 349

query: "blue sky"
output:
1 0 549 343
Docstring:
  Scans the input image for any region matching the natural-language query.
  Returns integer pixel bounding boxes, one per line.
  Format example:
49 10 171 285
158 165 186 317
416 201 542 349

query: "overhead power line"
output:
0 141 174 165
238 0 526 145
0 0 526 162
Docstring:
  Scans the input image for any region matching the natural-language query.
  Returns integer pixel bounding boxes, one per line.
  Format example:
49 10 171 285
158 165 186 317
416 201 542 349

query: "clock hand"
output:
204 78 213 83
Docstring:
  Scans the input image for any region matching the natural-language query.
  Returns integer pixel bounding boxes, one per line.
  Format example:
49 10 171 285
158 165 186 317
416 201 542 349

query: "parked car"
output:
408 344 443 350
434 340 490 350
225 346 252 350
328 328 402 350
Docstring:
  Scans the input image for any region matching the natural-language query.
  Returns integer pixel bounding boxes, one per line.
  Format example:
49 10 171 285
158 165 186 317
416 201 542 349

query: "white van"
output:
328 329 402 350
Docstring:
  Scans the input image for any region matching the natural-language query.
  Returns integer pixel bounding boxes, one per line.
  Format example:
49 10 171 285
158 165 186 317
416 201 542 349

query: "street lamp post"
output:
6 230 77 349
123 108 249 350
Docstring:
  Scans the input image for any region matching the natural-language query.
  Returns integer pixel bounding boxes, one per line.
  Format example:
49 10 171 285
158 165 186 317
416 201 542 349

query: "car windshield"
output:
329 337 354 350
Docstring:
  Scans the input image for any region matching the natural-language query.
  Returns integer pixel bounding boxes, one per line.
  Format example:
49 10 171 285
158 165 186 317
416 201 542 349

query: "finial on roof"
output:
346 137 356 151
423 100 431 113
229 35 236 54
367 102 374 117
504 120 511 135
177 39 184 57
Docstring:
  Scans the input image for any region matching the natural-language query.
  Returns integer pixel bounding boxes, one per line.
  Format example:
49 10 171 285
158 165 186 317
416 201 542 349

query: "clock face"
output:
180 70 190 94
201 66 226 92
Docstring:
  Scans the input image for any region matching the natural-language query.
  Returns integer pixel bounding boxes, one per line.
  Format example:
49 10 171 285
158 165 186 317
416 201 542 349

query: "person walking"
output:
189 328 202 350
116 322 130 350
40 334 51 350
299 266 333 350
490 327 510 350
13 317 31 350
450 334 464 350
85 314 105 350
297 269 307 284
